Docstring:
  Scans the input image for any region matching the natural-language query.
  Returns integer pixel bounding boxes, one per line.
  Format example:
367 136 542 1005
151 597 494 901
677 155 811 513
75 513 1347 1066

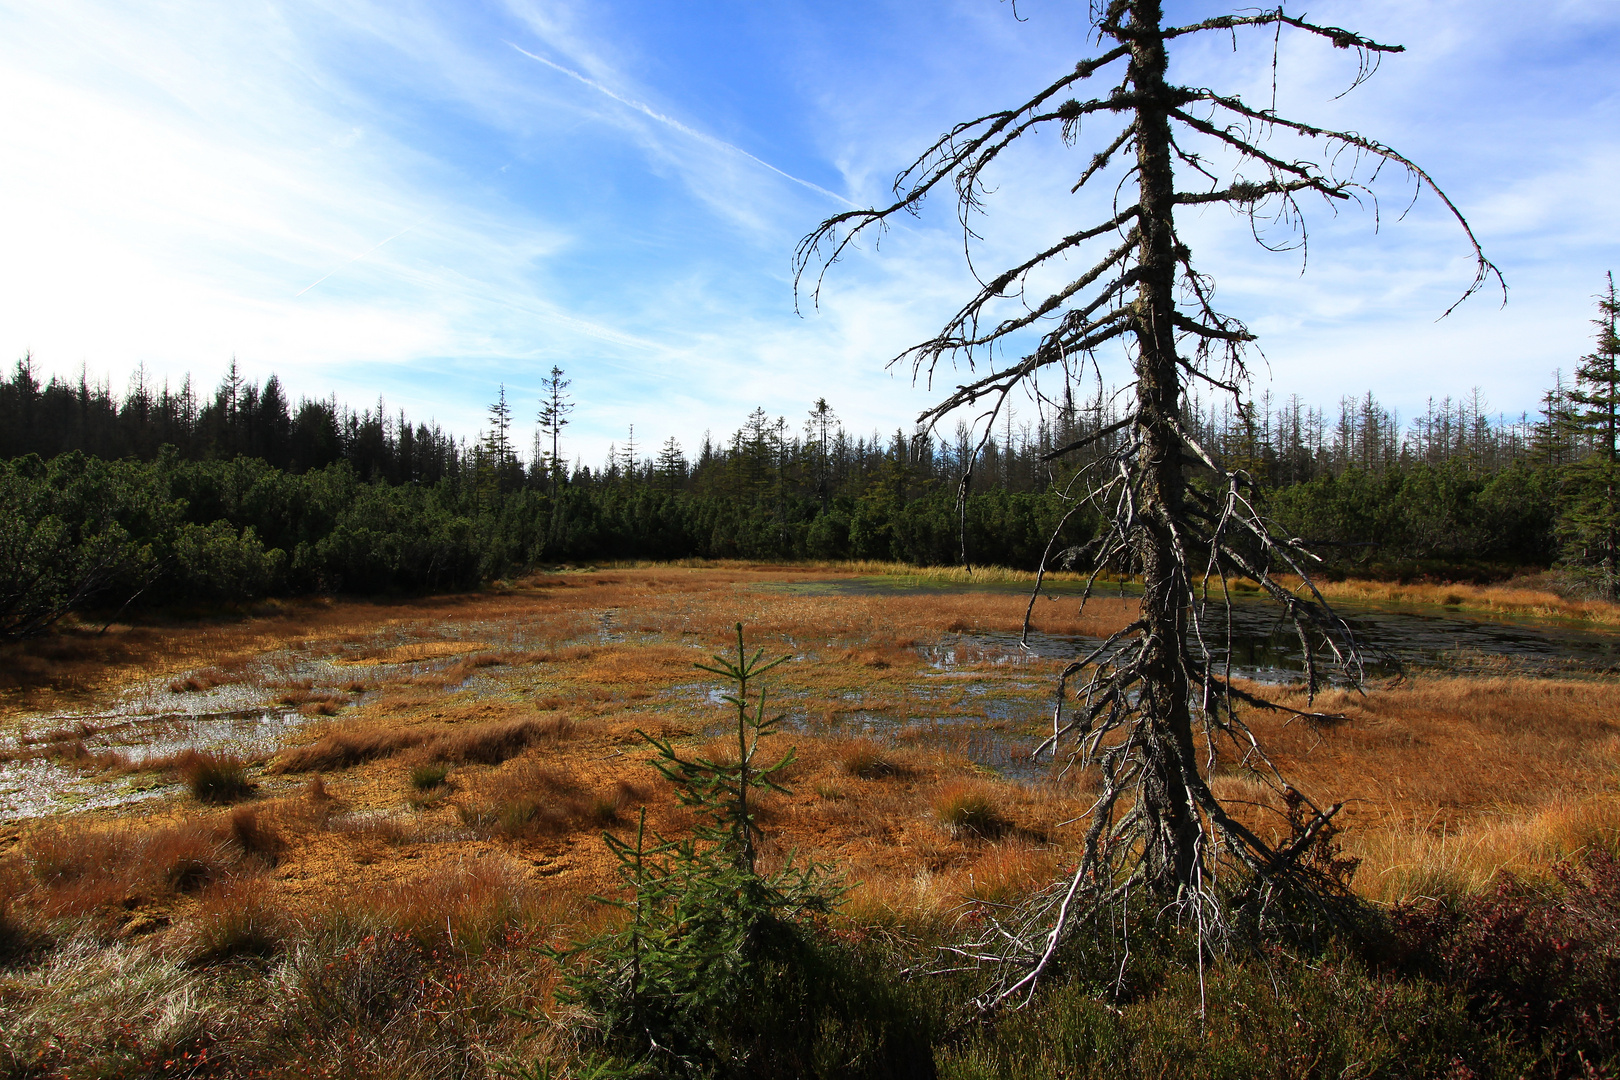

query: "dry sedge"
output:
4 566 1615 921
933 780 1010 840
175 750 253 803
2 562 1618 1048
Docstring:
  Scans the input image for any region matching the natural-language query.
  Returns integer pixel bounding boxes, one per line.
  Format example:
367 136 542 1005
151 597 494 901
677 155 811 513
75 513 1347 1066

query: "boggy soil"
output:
4 564 1619 918
2 563 1619 1077
0 567 1138 929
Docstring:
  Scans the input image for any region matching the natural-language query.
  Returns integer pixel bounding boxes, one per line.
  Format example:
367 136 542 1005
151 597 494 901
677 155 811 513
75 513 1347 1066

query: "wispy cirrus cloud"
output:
1 0 1615 464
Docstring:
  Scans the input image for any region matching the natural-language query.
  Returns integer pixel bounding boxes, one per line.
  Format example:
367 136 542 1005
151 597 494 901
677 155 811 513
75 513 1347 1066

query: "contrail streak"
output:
507 42 858 209
296 224 420 297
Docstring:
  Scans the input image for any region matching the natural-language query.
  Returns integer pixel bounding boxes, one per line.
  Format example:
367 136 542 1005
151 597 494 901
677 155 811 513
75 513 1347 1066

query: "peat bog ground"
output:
2 563 1618 1077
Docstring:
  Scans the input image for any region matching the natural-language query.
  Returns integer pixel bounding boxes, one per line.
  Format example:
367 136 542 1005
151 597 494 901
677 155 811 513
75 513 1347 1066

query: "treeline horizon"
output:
0 352 1581 493
1 348 1611 639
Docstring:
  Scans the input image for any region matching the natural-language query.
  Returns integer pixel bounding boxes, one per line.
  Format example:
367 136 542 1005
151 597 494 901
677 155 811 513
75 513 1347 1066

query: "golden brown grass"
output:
342 640 492 665
455 758 643 840
4 562 1618 972
174 750 253 802
182 873 288 964
835 737 903 779
932 780 1011 840
1203 675 1620 902
268 714 578 773
1271 574 1620 625
18 818 236 918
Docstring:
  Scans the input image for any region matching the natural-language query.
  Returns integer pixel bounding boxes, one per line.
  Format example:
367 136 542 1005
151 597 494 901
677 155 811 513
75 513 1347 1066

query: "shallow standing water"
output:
6 577 1618 818
0 643 496 822
748 577 1620 780
766 577 1620 681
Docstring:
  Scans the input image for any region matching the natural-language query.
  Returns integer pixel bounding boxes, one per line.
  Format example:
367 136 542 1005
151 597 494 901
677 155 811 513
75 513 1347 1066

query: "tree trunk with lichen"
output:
1129 0 1201 895
797 0 1499 983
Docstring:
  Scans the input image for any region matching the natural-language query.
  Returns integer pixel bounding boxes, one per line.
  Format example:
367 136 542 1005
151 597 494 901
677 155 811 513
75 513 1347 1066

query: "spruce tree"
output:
537 366 574 493
555 626 853 1078
1561 274 1620 598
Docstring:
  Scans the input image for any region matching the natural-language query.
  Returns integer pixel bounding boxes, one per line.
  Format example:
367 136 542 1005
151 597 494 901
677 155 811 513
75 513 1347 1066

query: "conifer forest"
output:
4 323 1618 638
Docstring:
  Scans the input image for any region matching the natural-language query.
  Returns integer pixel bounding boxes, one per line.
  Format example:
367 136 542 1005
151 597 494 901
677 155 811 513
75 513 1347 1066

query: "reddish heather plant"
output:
1391 850 1620 1076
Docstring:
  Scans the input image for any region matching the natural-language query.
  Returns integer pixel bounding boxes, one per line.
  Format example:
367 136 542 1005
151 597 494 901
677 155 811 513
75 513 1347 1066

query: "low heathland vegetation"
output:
1 565 1617 1077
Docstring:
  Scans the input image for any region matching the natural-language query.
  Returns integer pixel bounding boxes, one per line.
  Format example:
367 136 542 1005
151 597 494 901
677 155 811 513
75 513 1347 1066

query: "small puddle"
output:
0 758 177 820
0 704 314 824
0 629 575 821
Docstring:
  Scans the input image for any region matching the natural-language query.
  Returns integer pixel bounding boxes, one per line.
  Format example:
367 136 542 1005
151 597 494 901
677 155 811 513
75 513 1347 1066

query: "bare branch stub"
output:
797 0 1498 1010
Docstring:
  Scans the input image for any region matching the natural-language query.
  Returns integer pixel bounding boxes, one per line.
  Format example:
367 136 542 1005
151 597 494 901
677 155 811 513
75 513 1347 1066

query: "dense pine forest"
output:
2 311 1616 638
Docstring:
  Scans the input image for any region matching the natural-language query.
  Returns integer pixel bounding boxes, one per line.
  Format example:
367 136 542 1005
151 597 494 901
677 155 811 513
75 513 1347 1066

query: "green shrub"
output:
1389 851 1620 1077
938 946 1518 1080
169 520 283 602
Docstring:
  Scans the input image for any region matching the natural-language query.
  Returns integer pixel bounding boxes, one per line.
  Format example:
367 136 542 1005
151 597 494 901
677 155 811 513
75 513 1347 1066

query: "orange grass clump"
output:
17 818 236 917
835 738 901 779
183 874 288 964
175 750 253 803
269 715 578 773
456 758 643 839
932 780 1010 840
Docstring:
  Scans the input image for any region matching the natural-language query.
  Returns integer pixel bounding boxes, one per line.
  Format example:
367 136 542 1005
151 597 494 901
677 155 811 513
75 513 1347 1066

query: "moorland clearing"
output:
2 562 1617 1076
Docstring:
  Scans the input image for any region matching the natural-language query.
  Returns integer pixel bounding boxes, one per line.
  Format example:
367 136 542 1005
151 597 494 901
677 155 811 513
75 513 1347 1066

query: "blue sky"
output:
2 0 1617 465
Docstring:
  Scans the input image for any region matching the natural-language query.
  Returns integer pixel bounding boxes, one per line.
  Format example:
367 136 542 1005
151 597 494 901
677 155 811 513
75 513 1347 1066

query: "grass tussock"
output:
183 875 288 965
270 714 578 773
424 715 578 765
457 758 641 839
346 859 577 952
225 804 286 864
175 749 254 803
168 665 235 693
836 737 902 779
269 723 428 771
962 840 1064 905
11 808 321 922
18 819 234 915
410 650 514 687
410 761 451 790
933 781 1009 840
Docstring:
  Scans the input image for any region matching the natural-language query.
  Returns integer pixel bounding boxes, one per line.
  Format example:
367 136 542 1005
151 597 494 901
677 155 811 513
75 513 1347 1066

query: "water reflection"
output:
767 578 1620 681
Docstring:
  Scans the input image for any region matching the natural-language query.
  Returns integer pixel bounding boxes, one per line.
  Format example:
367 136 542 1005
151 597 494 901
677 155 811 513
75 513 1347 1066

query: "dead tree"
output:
796 1 1500 1008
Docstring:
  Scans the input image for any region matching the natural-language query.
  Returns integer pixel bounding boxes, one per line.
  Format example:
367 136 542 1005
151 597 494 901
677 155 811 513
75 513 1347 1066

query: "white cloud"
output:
0 0 1615 465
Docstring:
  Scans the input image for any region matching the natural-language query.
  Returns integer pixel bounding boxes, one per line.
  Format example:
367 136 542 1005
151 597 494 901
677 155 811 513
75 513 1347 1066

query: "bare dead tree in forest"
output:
796 1 1500 1009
